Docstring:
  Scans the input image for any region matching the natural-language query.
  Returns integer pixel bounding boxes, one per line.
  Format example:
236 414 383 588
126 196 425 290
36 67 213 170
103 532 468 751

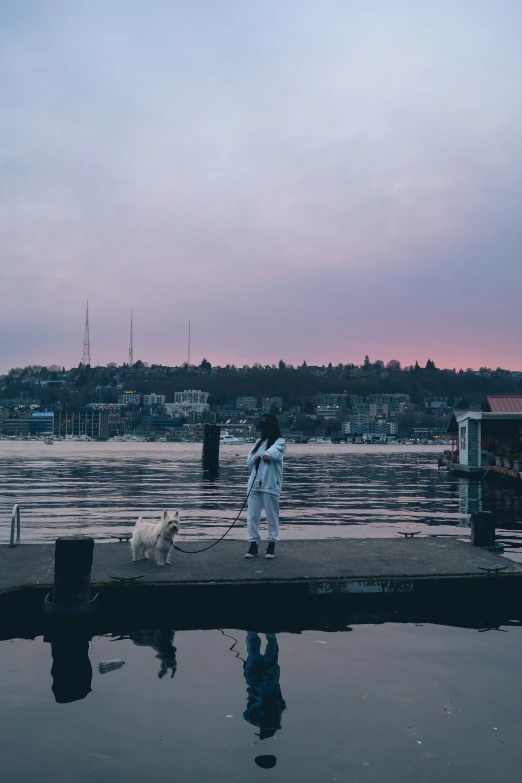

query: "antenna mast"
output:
82 300 91 366
129 308 134 366
187 320 191 366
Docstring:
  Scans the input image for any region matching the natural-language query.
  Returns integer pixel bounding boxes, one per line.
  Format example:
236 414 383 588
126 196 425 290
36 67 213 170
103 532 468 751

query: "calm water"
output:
1 442 521 558
1 622 522 782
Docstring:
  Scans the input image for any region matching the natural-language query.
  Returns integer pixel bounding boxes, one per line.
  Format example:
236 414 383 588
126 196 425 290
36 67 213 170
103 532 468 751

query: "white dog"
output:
130 510 180 566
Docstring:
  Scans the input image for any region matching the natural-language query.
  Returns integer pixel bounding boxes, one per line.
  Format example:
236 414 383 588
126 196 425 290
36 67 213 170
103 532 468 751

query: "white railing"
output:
10 504 20 547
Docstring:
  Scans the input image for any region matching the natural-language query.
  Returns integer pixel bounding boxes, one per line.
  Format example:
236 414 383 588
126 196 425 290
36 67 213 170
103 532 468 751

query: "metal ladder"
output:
10 504 20 547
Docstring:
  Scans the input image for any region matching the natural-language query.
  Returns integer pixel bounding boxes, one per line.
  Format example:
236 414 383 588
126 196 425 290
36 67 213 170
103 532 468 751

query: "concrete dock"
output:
1 537 521 594
2 538 522 640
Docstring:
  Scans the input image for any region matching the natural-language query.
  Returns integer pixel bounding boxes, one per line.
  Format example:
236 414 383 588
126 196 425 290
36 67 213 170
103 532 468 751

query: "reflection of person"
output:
131 629 177 679
243 632 286 742
245 414 286 559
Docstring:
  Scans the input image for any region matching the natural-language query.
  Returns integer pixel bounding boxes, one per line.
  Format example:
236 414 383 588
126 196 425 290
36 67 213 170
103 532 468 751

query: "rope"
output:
172 462 260 554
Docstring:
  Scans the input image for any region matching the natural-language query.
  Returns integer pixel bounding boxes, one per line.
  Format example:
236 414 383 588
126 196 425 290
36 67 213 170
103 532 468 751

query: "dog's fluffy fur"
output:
130 509 180 566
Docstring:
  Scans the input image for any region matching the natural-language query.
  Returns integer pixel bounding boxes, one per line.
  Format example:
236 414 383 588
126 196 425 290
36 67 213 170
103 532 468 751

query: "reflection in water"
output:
130 629 177 679
47 631 93 704
459 478 483 519
4 624 522 782
243 632 286 746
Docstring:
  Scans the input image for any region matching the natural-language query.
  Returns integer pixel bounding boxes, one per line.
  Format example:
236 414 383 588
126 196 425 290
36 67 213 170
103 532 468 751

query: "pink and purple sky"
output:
1 0 521 373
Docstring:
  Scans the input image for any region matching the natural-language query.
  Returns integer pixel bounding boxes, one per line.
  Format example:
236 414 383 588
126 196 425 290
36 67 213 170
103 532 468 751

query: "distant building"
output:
166 390 210 420
87 403 123 410
54 409 109 439
316 405 340 419
0 412 54 437
262 397 283 412
342 417 398 437
236 396 258 410
368 403 389 417
424 396 448 410
317 394 347 408
0 398 41 409
367 393 410 412
174 390 209 405
215 408 242 421
143 393 166 406
118 391 141 405
412 427 448 441
165 402 210 416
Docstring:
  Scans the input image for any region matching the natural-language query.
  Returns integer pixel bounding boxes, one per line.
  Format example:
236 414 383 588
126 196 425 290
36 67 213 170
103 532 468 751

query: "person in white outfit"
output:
245 414 286 559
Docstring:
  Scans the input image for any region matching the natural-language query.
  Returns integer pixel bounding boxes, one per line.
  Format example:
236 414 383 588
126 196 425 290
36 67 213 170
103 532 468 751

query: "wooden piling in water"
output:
202 423 220 477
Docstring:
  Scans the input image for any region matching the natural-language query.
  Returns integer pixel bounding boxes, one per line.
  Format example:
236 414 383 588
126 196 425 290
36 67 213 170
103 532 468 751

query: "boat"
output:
220 431 246 445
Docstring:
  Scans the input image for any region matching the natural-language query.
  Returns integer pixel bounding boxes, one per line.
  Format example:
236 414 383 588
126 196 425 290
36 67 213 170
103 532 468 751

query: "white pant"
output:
247 491 280 542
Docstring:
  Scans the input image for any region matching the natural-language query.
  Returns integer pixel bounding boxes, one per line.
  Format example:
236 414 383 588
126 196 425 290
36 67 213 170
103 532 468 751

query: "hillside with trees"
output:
2 358 520 411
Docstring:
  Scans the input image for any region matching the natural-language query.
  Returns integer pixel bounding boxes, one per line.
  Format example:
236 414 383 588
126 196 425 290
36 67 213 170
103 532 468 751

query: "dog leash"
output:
172 462 260 554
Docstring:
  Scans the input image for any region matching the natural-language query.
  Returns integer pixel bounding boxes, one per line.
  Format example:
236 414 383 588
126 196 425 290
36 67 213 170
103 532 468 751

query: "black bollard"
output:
52 536 94 606
471 511 496 548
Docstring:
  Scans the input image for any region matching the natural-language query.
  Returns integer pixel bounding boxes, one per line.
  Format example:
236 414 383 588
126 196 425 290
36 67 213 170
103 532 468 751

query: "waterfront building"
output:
412 427 447 441
454 396 522 469
0 412 54 437
54 409 109 439
342 417 398 437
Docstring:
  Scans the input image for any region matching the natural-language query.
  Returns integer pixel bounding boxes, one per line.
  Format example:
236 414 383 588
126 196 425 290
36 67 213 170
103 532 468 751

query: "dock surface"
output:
1 537 520 594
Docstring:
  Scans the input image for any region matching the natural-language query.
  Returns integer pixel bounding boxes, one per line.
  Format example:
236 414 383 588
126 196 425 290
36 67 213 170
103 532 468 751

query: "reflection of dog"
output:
131 629 177 679
130 510 179 565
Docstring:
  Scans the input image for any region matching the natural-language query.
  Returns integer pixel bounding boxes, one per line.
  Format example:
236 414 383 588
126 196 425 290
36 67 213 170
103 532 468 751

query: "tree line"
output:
2 357 521 410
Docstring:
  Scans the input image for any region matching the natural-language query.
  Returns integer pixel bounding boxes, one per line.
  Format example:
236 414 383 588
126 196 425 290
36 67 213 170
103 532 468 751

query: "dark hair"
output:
252 413 282 453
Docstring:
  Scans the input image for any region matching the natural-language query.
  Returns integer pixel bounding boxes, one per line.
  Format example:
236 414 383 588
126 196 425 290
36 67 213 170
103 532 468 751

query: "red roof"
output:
485 396 522 413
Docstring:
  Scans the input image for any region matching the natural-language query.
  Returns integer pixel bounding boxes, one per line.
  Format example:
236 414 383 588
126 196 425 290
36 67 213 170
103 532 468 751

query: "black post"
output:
202 424 220 477
471 511 496 548
53 536 94 605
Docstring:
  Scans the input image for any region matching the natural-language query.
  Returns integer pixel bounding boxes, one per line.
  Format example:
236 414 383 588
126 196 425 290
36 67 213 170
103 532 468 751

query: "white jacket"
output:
247 438 286 496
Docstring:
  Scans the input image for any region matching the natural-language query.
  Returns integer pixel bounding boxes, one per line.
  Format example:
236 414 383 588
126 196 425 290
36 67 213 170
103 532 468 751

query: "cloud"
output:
1 0 521 371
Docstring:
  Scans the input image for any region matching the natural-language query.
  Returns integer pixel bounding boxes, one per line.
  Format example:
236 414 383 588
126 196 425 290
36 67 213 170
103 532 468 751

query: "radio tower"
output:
187 320 191 366
82 300 91 366
129 308 134 366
